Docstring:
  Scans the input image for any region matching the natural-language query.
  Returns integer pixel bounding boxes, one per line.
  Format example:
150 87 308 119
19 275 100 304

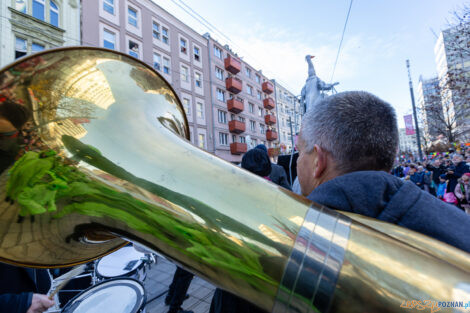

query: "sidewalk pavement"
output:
143 257 215 313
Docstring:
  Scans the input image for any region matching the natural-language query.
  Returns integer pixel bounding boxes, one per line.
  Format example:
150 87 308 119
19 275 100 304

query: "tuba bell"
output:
0 47 469 313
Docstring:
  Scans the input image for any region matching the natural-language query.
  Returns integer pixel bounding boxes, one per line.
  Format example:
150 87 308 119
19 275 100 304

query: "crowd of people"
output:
392 152 470 212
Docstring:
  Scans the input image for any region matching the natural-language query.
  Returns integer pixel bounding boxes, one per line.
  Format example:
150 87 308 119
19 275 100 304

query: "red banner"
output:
404 114 415 135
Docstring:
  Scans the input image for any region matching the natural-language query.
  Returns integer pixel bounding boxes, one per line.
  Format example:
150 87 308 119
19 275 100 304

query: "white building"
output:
0 0 81 68
273 80 302 154
398 128 425 156
434 22 470 141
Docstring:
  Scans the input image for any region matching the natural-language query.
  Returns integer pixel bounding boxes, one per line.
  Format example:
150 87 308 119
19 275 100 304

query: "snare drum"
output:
96 246 148 281
61 278 146 313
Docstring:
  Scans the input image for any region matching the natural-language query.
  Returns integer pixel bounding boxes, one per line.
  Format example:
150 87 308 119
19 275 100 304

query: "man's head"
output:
408 164 417 174
433 159 441 166
452 154 463 165
296 91 398 196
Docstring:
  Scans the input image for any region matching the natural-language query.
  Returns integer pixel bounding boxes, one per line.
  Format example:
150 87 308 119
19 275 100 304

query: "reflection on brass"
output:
0 48 469 312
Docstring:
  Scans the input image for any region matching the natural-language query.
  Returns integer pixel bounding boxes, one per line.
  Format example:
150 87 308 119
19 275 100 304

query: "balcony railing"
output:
262 81 274 94
266 130 278 141
230 142 247 155
227 99 244 114
226 77 242 94
264 114 276 125
224 55 241 75
229 120 245 134
263 98 275 110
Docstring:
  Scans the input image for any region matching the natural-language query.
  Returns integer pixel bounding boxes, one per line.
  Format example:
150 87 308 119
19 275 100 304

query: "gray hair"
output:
301 91 398 173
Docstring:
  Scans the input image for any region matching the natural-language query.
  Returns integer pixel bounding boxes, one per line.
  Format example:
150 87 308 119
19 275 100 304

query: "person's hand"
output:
448 170 454 174
26 294 54 313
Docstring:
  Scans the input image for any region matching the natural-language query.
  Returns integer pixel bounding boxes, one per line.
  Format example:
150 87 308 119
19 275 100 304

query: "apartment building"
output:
81 0 213 152
273 80 302 154
204 34 279 163
434 23 470 141
0 0 80 67
416 76 444 142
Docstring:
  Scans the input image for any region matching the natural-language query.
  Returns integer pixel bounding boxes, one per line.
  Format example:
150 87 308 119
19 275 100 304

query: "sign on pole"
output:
404 114 415 135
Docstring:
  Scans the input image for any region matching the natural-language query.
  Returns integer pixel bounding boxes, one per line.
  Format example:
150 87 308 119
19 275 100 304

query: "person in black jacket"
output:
296 91 470 253
0 263 53 313
254 144 291 190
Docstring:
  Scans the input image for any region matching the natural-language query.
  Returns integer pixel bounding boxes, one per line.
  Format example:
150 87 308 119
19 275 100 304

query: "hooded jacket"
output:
307 171 470 253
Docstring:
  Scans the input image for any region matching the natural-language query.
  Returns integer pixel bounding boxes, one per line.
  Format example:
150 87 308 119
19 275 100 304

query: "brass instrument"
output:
0 48 469 313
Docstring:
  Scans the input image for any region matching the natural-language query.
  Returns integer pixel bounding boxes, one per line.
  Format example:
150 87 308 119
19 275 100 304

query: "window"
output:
15 0 27 13
260 124 265 134
216 88 225 102
257 91 262 100
245 67 251 78
250 120 256 131
249 103 254 113
198 134 205 149
215 67 224 80
219 132 228 145
103 0 114 14
181 65 189 82
232 135 236 143
230 113 235 121
33 0 45 21
183 98 191 115
103 29 115 50
255 74 261 84
15 37 27 59
32 43 44 53
214 46 222 59
180 38 187 54
197 102 204 119
163 57 170 74
247 85 253 95
194 46 200 61
238 116 245 122
153 53 161 71
128 41 139 58
50 0 58 27
258 107 263 117
240 136 246 143
252 139 257 146
162 27 169 44
218 110 227 124
128 7 137 27
152 22 160 39
195 72 202 88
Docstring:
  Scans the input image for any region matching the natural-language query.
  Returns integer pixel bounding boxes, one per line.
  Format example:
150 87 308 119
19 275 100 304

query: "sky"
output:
153 0 466 127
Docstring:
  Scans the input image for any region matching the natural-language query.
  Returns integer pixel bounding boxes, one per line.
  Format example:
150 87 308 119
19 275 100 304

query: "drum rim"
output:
95 247 146 278
60 277 146 313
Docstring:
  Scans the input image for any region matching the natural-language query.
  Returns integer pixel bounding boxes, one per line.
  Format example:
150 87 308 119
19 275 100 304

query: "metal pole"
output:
406 60 423 161
288 115 295 186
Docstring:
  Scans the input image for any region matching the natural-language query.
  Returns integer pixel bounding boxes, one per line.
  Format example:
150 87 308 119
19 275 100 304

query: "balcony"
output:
224 55 241 75
230 142 247 155
266 130 278 141
263 98 275 110
262 81 274 94
264 114 276 125
229 120 245 134
227 99 244 114
268 147 280 157
226 77 242 94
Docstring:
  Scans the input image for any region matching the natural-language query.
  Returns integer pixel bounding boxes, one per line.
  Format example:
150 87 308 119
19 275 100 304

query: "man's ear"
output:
313 144 327 178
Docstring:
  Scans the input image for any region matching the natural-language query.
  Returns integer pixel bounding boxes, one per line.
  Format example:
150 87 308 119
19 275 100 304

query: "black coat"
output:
307 171 470 253
0 263 50 313
446 161 470 193
269 164 291 190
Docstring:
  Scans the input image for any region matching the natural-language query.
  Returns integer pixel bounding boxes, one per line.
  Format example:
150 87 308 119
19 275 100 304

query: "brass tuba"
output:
0 48 469 313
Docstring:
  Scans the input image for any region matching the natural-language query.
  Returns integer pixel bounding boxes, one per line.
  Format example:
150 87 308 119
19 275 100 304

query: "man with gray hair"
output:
296 91 470 253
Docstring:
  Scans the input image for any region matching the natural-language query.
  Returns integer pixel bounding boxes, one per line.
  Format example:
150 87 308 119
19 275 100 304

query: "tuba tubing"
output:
0 48 469 313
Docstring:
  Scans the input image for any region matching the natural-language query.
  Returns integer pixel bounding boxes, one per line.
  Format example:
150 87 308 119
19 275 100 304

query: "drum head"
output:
61 278 146 313
96 246 145 278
